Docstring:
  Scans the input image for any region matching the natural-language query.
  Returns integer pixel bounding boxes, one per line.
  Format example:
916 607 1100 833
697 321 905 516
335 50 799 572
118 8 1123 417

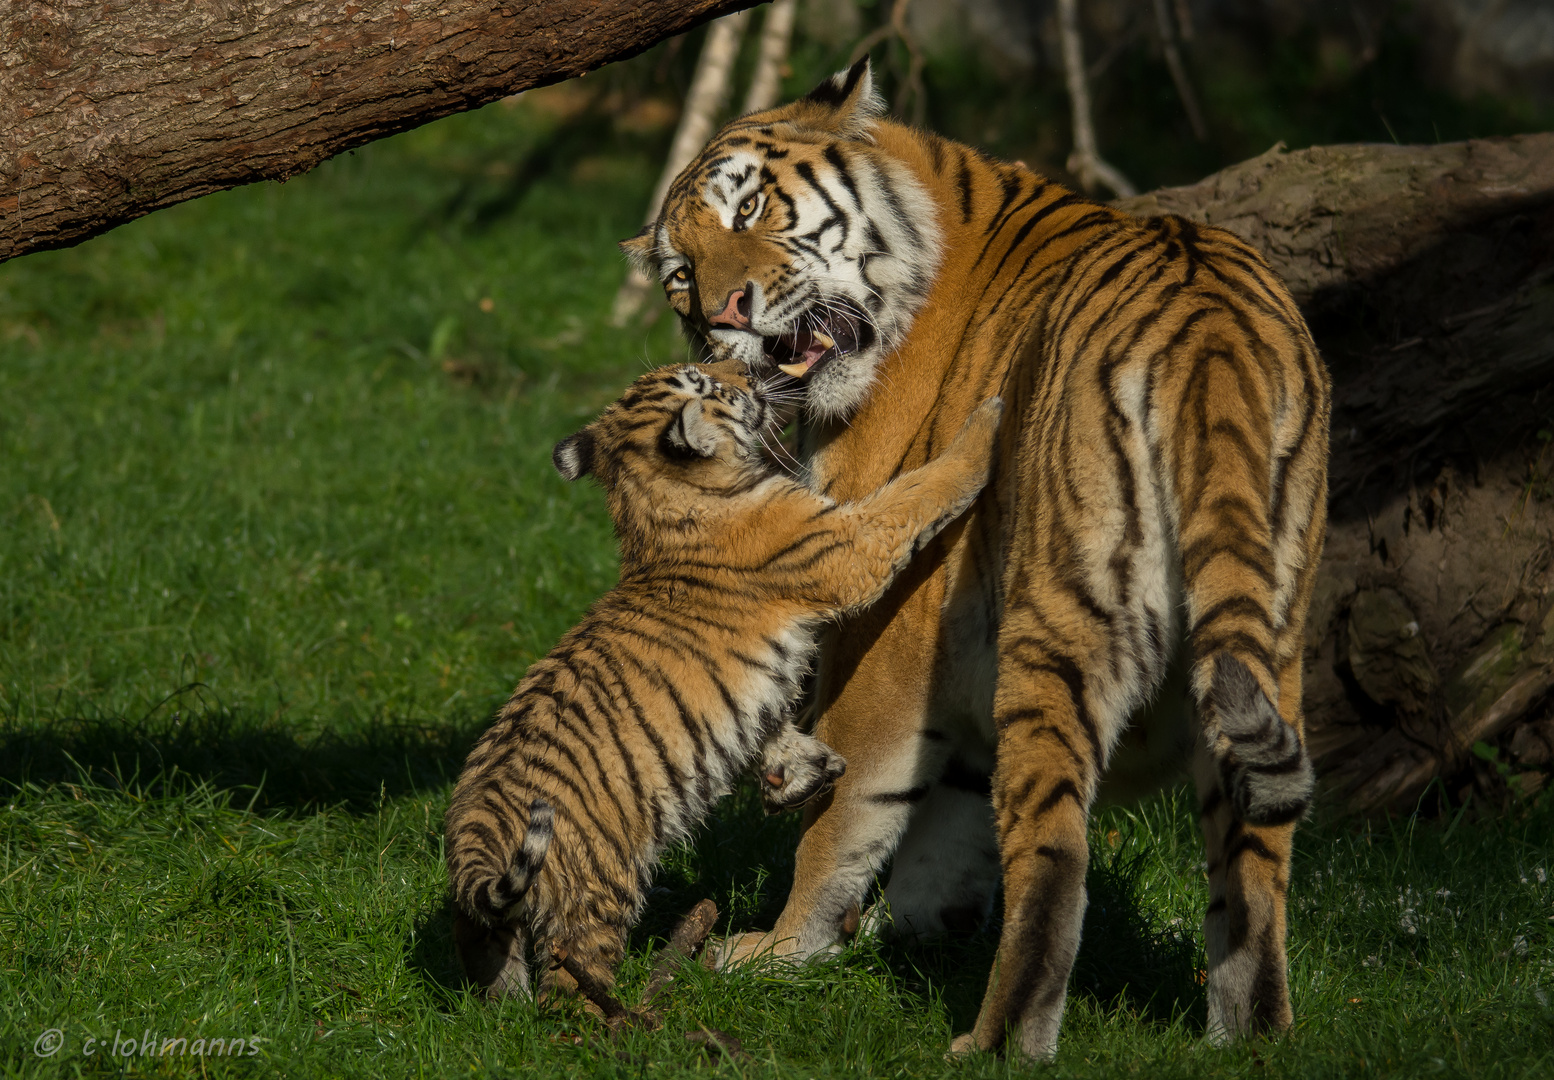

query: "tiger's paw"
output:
758 727 845 814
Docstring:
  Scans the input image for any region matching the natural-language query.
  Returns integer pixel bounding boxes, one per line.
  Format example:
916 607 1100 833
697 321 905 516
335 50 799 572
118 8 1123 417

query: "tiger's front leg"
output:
715 577 947 967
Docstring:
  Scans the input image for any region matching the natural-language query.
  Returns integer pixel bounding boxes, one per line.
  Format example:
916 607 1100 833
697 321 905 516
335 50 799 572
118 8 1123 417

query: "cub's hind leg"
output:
453 913 531 1000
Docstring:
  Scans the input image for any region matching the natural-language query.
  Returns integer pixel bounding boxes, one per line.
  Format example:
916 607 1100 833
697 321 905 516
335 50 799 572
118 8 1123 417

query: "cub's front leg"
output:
757 723 846 814
832 397 1003 612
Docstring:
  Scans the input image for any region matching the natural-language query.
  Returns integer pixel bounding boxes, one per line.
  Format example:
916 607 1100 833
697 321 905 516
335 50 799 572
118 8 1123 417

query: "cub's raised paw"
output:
758 727 845 814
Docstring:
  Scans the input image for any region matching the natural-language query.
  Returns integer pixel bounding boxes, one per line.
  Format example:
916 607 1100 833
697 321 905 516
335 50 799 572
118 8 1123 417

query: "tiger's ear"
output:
661 399 720 459
798 58 884 139
553 428 596 481
618 225 658 276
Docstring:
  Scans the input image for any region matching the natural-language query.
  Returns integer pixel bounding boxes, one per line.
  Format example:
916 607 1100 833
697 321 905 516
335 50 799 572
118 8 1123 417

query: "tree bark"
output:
1122 134 1554 814
0 0 758 263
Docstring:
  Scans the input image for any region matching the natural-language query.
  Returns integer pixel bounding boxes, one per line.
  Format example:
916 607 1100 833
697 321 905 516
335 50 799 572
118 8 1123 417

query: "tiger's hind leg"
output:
1194 743 1297 1040
1192 649 1313 1040
957 618 1157 1059
1171 364 1325 1038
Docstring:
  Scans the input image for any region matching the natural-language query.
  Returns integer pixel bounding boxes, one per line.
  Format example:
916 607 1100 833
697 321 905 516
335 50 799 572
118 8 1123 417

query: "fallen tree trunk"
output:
1 0 757 262
1122 134 1554 814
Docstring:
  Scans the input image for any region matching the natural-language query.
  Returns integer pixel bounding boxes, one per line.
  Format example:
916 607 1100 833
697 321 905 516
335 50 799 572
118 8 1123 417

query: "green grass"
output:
3 768 1550 1078
3 67 1553 1080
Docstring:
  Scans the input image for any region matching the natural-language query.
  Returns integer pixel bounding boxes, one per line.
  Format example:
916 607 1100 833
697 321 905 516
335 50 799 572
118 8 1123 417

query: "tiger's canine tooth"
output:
812 330 835 350
778 361 812 378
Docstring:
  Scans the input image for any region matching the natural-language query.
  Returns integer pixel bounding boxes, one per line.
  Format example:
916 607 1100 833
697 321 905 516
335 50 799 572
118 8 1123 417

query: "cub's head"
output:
552 363 779 547
620 61 941 421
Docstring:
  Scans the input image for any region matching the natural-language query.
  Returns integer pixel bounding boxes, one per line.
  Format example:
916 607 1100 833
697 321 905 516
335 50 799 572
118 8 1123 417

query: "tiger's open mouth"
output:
762 304 874 380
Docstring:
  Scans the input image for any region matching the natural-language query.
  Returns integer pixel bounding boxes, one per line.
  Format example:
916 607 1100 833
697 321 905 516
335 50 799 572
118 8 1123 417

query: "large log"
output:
0 0 757 262
1124 135 1554 813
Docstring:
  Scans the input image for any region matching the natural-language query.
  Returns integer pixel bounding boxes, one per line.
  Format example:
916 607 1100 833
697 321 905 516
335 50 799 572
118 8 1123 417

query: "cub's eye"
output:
670 267 690 286
737 195 759 219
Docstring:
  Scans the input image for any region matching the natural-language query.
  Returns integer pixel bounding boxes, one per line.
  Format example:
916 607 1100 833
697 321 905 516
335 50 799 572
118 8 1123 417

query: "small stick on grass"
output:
551 947 631 1027
641 899 719 1009
686 1028 749 1061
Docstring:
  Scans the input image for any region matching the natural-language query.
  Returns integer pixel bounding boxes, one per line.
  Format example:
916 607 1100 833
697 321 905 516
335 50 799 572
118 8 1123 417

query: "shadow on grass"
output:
408 896 469 1003
883 846 1206 1037
0 696 489 813
639 784 1204 1036
631 784 803 951
1072 847 1205 1029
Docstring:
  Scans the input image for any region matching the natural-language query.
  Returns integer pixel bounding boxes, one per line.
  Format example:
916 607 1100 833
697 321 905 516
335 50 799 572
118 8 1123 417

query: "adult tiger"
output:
622 61 1330 1058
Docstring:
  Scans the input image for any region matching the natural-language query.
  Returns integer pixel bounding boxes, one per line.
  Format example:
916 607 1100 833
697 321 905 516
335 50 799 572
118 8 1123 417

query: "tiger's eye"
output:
673 268 689 283
738 195 758 218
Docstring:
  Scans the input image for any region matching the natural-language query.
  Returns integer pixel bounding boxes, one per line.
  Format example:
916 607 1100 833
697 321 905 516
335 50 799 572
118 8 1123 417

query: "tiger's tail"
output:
450 799 555 926
1199 654 1314 825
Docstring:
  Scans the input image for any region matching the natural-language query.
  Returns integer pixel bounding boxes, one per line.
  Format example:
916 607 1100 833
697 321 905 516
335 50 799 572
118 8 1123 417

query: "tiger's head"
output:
621 61 941 421
553 363 782 558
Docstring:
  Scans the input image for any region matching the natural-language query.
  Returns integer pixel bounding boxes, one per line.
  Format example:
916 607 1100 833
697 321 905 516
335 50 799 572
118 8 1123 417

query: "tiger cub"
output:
445 362 1003 1000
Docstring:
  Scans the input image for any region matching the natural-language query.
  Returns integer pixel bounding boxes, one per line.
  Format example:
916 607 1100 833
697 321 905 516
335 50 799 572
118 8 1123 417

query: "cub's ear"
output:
662 399 720 459
553 429 596 481
798 58 884 139
618 225 657 276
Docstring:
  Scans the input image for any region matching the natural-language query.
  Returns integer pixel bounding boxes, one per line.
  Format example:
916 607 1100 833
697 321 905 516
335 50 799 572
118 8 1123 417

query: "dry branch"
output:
845 0 925 125
640 898 719 1009
686 1028 749 1060
552 947 633 1025
1151 0 1207 141
1 0 760 263
1056 0 1136 198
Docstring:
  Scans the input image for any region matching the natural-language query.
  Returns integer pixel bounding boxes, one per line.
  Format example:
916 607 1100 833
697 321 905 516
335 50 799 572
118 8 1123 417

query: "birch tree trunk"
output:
610 8 752 326
741 0 797 114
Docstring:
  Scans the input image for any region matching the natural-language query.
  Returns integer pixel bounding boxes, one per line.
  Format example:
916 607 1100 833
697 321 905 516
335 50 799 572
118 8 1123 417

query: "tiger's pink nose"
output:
709 288 753 330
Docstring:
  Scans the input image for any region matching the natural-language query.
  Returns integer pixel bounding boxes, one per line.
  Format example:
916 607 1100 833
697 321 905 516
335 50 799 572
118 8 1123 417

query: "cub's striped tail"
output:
452 799 554 926
1202 657 1314 825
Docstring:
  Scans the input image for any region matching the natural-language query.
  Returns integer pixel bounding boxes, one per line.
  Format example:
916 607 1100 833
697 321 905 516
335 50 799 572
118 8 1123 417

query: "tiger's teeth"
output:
812 330 835 350
777 361 811 378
